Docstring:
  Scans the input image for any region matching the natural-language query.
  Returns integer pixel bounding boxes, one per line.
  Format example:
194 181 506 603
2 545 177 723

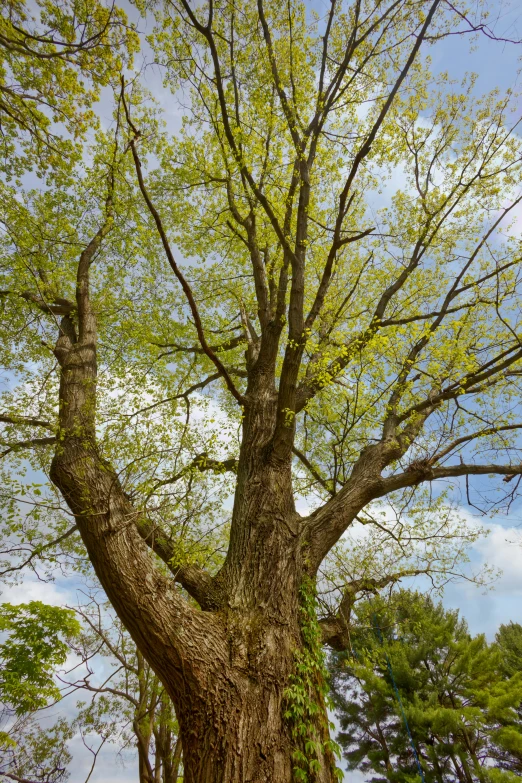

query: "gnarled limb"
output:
0 288 75 315
136 516 218 610
380 460 522 494
152 453 238 491
49 176 228 704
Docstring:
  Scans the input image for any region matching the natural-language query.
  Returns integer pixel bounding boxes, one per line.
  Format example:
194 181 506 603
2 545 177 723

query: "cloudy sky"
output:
3 1 522 781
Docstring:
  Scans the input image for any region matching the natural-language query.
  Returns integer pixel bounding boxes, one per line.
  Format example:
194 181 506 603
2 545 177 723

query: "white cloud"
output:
0 575 79 606
473 522 522 594
441 512 522 638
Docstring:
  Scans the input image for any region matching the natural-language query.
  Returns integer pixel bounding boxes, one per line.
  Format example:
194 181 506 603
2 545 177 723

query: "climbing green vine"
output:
284 576 343 782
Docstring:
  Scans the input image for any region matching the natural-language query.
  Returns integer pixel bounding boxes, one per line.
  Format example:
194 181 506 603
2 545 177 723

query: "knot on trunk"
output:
405 458 433 478
318 617 352 652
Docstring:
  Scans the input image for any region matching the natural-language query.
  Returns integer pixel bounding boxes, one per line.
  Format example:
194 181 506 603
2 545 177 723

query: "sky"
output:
2 1 522 781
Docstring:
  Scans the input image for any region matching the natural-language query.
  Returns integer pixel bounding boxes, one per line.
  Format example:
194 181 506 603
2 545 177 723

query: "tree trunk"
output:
169 619 334 783
49 311 340 782
51 442 338 780
168 736 183 783
51 443 337 781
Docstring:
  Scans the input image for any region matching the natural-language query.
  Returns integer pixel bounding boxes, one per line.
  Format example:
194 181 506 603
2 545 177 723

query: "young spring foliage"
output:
1 0 522 779
0 0 139 178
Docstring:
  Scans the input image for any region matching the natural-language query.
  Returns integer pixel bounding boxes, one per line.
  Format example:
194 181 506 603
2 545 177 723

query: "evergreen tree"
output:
329 592 522 783
489 623 522 776
496 623 522 679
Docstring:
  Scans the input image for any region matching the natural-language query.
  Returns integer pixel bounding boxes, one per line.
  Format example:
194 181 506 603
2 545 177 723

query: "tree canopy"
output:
0 0 138 176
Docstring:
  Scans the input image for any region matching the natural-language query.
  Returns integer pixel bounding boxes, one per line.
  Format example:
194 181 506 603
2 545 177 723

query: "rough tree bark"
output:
50 299 338 781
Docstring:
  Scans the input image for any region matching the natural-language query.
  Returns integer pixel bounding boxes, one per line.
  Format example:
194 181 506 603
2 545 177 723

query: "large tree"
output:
2 0 522 780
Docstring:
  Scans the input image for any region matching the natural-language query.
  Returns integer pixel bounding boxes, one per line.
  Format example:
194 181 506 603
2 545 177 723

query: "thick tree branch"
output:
0 288 75 315
397 344 522 424
136 517 217 610
49 149 228 693
0 413 54 429
320 570 430 650
76 180 115 344
1 435 56 458
380 460 522 495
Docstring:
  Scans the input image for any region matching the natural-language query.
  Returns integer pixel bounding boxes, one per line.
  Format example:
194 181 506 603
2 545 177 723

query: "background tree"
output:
496 624 522 680
68 596 183 783
0 602 79 783
489 623 522 777
0 601 80 718
1 718 74 783
0 597 183 783
329 591 522 783
2 0 522 780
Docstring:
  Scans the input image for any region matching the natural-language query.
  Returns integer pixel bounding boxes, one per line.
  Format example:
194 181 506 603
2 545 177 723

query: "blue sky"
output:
421 5 522 641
